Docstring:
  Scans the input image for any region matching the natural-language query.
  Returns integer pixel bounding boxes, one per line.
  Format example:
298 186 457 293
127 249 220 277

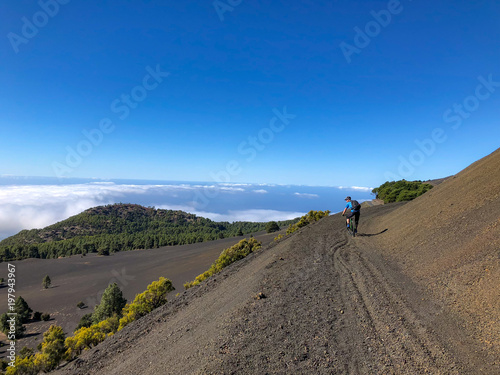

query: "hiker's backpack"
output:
351 200 361 211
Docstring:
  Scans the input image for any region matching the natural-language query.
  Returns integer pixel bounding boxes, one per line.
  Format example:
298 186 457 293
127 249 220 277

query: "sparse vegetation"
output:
118 277 174 330
184 238 262 289
286 210 330 235
36 325 66 371
65 317 119 359
33 311 42 321
18 347 34 359
77 301 86 309
76 313 94 330
42 275 51 289
265 221 280 233
5 325 66 374
41 313 50 321
372 180 433 203
0 203 298 261
8 276 175 370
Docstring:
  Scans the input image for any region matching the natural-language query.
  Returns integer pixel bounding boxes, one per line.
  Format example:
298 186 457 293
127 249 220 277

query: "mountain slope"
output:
364 148 500 356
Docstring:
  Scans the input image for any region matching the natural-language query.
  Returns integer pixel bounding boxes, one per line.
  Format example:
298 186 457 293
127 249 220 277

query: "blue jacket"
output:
346 201 359 213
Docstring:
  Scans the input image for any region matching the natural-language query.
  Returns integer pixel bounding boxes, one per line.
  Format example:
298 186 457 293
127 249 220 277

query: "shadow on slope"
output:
356 229 388 237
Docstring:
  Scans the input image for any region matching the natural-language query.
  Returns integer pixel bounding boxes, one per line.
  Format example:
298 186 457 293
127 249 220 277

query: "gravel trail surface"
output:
55 205 493 374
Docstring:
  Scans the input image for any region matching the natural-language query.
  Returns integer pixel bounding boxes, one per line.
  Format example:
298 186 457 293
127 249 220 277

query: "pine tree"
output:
0 312 25 338
92 283 127 324
265 221 280 233
42 275 51 289
14 296 33 323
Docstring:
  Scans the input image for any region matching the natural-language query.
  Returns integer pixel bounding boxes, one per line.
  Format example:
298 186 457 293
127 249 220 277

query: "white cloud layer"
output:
156 206 304 223
0 183 304 239
0 181 374 240
337 186 373 192
0 183 142 239
293 192 319 198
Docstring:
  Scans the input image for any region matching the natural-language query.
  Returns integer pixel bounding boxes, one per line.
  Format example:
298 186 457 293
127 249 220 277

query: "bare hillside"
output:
364 148 500 356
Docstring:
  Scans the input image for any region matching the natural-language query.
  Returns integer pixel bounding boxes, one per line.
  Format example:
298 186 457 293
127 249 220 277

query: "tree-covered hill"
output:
0 204 298 261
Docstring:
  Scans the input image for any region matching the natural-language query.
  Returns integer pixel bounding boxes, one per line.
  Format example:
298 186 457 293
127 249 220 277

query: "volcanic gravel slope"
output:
54 149 500 375
363 147 500 367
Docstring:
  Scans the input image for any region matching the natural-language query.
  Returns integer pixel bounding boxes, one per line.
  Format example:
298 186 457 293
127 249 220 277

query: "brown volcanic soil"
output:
363 148 500 358
54 145 500 374
52 149 499 374
0 231 280 358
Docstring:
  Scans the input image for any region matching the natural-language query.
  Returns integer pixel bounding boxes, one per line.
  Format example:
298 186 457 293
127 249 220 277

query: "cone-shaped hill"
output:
0 203 296 260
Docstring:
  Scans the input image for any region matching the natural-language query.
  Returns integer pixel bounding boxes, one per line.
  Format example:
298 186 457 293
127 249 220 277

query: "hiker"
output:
342 196 360 232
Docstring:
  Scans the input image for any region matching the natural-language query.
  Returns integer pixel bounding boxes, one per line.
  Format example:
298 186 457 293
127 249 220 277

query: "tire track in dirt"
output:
334 232 461 374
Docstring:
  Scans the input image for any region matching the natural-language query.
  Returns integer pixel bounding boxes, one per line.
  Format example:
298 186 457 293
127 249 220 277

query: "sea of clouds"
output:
0 178 373 240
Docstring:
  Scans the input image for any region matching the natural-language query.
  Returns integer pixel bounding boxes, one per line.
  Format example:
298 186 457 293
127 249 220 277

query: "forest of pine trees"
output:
0 204 298 261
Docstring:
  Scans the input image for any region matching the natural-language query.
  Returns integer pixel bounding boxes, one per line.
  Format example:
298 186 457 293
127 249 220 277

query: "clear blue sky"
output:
1 0 499 187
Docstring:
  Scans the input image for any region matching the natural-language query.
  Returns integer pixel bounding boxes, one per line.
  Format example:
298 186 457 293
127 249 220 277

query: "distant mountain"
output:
0 203 297 261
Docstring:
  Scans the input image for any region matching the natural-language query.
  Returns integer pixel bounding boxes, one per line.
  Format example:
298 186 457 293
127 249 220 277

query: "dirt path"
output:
55 211 494 374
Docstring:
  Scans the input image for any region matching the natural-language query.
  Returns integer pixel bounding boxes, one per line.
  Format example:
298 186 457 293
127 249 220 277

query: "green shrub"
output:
41 313 50 321
18 347 34 359
184 238 262 289
7 326 66 374
265 221 280 233
76 313 93 330
6 356 38 375
372 180 433 203
98 246 110 256
65 316 120 359
286 210 330 235
65 325 105 359
37 325 66 371
118 277 174 330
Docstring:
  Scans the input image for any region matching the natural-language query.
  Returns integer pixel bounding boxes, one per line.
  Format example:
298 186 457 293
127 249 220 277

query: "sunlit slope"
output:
367 147 500 351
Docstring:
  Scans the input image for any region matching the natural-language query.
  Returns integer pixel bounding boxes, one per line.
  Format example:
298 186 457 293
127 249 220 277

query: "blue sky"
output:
1 0 499 187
